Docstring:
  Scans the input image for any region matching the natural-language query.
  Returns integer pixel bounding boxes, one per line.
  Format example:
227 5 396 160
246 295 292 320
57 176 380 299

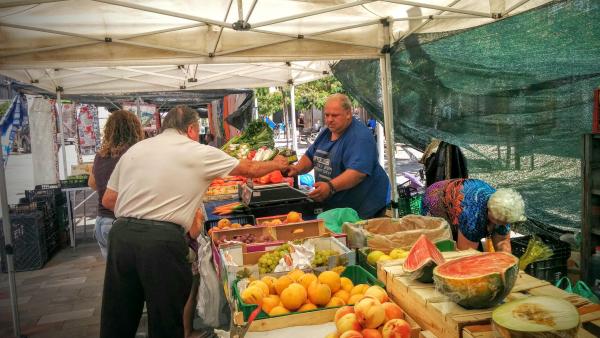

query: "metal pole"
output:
253 94 259 120
0 136 22 337
56 90 68 179
136 97 142 121
290 84 298 151
380 19 399 217
377 121 384 167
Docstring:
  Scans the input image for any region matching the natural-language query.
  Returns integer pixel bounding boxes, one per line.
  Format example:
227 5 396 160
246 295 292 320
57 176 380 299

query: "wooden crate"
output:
235 309 422 337
380 249 600 338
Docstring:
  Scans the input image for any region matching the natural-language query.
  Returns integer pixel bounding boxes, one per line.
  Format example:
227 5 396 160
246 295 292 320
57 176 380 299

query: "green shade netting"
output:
332 0 600 230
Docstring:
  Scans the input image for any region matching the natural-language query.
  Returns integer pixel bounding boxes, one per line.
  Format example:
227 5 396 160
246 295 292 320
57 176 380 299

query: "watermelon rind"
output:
433 252 519 309
403 234 445 283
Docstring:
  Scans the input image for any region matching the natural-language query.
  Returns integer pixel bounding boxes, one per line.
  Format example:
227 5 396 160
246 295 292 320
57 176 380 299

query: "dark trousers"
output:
100 218 192 338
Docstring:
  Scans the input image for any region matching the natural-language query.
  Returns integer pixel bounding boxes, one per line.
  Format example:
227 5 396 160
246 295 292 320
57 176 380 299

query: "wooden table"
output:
377 250 600 338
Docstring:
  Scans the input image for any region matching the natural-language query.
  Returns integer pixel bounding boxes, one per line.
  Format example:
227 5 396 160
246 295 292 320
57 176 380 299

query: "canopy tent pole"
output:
380 19 399 217
253 93 259 120
56 89 69 179
290 83 298 151
377 121 384 167
1 138 22 337
136 96 142 121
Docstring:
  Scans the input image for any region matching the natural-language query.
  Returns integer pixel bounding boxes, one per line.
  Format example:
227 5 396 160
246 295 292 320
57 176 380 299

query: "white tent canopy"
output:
0 0 550 93
0 1 554 337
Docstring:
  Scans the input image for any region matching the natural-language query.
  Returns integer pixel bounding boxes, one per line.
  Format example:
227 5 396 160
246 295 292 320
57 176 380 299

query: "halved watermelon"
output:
403 234 445 283
433 252 519 309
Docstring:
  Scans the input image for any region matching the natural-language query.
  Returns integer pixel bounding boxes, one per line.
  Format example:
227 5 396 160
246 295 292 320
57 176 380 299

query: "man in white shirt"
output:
100 105 288 338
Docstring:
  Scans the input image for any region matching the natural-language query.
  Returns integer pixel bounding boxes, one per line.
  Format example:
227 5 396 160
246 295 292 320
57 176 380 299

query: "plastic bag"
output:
194 234 231 330
556 277 600 304
317 207 361 234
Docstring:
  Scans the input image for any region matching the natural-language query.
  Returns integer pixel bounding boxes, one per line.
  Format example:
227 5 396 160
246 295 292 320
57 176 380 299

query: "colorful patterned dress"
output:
421 179 510 242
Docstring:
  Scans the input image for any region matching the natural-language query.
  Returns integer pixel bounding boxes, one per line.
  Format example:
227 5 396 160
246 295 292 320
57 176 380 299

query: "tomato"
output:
269 170 284 184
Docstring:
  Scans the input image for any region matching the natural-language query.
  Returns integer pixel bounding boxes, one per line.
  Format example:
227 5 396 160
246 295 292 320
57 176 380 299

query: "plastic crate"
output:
35 183 61 190
233 265 384 321
25 187 66 207
60 175 89 188
204 215 255 234
357 240 455 277
511 235 571 284
397 186 423 217
0 206 48 272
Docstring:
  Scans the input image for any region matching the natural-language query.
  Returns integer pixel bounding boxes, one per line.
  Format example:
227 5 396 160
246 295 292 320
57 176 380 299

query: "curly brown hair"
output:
98 110 144 158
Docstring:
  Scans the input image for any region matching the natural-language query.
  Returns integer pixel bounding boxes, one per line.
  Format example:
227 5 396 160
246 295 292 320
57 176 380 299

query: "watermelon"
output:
433 252 519 309
403 234 445 283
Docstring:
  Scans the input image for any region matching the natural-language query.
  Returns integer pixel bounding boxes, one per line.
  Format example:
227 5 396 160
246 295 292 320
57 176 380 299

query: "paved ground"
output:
0 243 104 338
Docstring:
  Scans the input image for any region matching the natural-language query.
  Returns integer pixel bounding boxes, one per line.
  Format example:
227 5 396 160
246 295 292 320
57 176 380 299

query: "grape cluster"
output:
258 244 290 274
311 249 339 267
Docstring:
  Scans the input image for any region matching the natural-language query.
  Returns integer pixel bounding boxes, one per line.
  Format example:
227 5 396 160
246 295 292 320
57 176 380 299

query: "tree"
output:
255 76 360 117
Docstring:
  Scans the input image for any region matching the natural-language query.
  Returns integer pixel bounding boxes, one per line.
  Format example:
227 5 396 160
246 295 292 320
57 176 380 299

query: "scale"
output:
240 182 310 207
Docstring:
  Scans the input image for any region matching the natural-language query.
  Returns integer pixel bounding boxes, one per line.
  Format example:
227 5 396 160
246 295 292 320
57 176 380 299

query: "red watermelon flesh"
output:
435 252 517 278
403 234 445 282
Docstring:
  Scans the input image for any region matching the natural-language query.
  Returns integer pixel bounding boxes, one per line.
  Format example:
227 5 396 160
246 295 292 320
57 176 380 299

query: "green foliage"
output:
0 101 10 119
255 76 359 117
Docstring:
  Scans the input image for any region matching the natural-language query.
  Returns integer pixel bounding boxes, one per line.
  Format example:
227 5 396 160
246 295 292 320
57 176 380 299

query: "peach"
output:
334 290 351 304
381 302 405 321
336 313 362 335
274 275 294 295
363 285 389 303
351 284 370 296
335 306 355 322
298 273 318 290
261 295 280 314
261 276 278 295
241 285 264 305
288 269 305 282
341 277 354 292
268 305 290 316
381 319 411 338
326 296 346 308
319 271 342 293
307 280 332 306
339 330 363 338
348 293 364 305
280 283 307 311
354 297 385 329
248 280 269 297
362 328 383 338
298 303 317 312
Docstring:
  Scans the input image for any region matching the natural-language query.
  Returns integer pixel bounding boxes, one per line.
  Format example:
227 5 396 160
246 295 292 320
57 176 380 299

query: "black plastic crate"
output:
35 183 61 190
204 215 255 233
248 200 323 220
1 208 48 272
60 176 89 188
26 187 66 207
511 235 570 284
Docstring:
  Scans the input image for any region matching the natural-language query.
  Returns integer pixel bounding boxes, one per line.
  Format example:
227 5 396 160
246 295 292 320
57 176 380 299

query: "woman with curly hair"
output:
88 110 143 257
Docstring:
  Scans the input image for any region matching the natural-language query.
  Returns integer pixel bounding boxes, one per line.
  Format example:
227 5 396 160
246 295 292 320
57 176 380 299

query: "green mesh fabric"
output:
332 0 600 230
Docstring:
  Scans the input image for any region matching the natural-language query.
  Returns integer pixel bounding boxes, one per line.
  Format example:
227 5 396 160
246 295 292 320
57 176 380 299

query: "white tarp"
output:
0 0 551 94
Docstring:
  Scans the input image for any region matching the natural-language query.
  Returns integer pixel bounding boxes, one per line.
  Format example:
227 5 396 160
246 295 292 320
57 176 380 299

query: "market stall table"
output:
377 250 600 338
62 186 96 247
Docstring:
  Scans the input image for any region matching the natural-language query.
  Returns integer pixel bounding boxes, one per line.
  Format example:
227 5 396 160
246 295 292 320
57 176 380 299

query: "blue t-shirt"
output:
305 118 390 218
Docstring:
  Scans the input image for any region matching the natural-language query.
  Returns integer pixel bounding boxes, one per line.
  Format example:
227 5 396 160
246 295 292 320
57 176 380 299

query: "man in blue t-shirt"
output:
286 94 390 219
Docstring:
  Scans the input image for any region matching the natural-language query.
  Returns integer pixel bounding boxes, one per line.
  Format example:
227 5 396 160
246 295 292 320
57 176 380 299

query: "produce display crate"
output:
0 203 48 272
397 186 423 216
219 236 355 295
377 249 600 338
249 200 323 220
511 234 570 284
59 175 89 188
358 240 456 277
256 213 304 225
204 214 255 234
233 265 384 321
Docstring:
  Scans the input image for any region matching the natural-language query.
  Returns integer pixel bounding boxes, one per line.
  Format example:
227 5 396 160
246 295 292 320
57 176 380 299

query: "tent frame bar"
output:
0 0 63 8
394 0 462 43
384 0 492 18
252 0 375 29
503 0 532 16
93 0 233 29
